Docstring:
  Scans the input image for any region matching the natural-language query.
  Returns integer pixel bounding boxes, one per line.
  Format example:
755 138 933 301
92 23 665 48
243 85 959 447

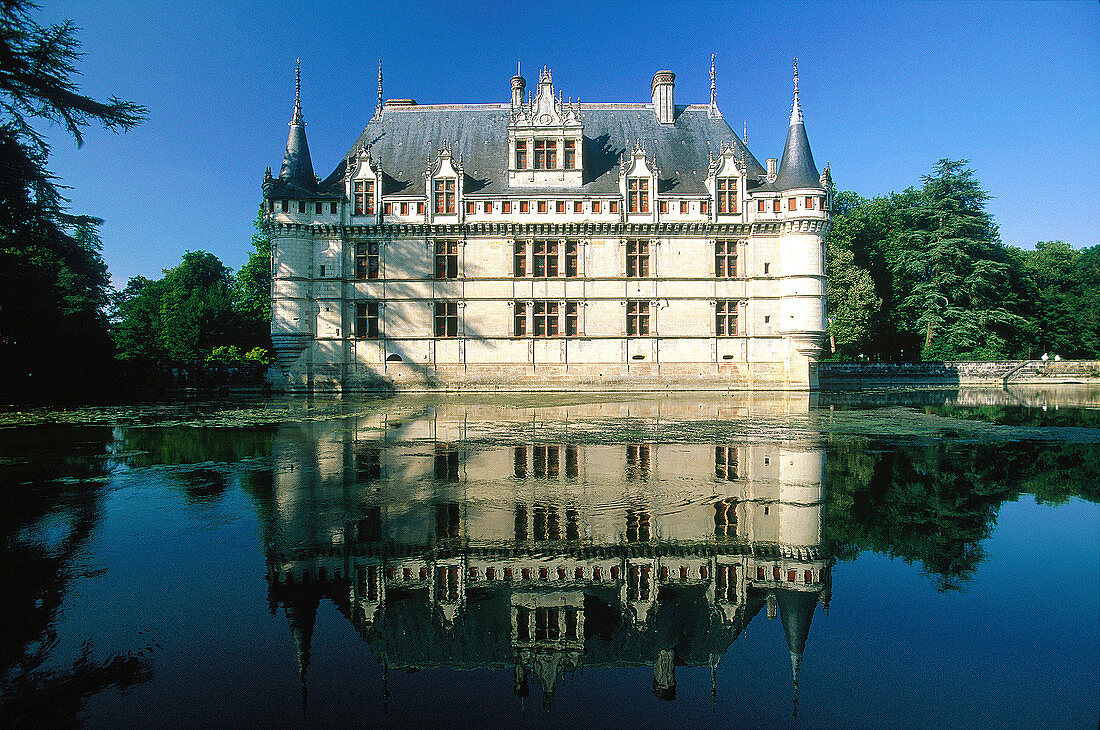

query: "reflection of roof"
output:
308 104 766 198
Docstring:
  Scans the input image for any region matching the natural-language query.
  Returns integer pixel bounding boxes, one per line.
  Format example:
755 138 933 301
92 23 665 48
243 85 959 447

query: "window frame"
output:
355 301 380 338
434 178 456 215
626 300 651 336
627 178 650 213
355 242 380 280
716 300 739 336
715 240 737 278
716 177 738 214
433 301 460 337
626 240 650 278
434 240 459 279
353 179 375 215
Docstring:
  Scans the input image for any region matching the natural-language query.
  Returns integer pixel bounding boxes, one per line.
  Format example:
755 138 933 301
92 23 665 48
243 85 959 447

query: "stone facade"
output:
263 61 830 392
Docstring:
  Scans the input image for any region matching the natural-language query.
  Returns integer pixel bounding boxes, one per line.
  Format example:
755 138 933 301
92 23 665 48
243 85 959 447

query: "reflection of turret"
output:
776 588 819 718
284 590 320 713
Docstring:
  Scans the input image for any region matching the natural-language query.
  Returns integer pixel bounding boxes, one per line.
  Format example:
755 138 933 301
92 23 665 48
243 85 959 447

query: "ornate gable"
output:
508 67 584 188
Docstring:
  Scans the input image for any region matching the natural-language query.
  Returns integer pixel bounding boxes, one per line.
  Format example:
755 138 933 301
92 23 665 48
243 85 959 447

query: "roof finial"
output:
376 59 384 117
791 57 803 125
291 58 303 126
744 121 748 144
710 54 717 108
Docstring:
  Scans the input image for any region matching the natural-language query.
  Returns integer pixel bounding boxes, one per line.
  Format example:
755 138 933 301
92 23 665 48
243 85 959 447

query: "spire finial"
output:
791 57 803 125
744 121 747 144
376 59 384 116
291 58 303 126
710 54 717 107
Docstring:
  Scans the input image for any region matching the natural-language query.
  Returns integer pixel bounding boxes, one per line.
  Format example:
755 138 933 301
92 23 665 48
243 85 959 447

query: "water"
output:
1 389 1097 728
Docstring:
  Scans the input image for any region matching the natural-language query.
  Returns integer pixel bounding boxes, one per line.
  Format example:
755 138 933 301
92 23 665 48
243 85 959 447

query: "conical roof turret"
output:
772 59 821 191
278 59 317 194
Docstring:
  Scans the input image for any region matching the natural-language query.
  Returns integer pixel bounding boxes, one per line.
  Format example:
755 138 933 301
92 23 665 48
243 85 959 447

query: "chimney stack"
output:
652 70 675 124
511 72 526 108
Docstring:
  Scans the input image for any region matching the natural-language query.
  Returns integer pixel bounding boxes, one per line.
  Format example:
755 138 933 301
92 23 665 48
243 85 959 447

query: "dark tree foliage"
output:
0 1 145 401
233 206 273 352
1014 241 1100 358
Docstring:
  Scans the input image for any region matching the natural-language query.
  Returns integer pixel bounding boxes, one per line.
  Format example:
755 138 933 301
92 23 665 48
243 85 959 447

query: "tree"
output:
0 1 145 399
233 206 272 351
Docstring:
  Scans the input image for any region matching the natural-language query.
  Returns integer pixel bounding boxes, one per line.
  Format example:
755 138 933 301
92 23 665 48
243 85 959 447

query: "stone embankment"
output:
820 360 1100 388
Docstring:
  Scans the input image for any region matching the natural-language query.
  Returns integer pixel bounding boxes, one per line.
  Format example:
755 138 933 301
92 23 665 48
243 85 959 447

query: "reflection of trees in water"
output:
825 438 1100 590
0 427 154 726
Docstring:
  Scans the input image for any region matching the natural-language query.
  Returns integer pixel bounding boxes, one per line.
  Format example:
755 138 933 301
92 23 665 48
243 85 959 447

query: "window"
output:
715 499 736 538
820 195 828 211
574 201 583 214
514 302 527 336
268 200 274 213
355 301 380 338
556 201 565 213
298 200 306 214
515 140 527 169
610 201 619 213
626 300 650 335
563 139 576 169
565 241 578 277
434 302 459 337
715 240 737 278
565 302 579 336
592 201 601 213
625 508 651 541
700 200 709 215
520 200 529 213
384 202 392 214
401 201 409 215
717 177 738 213
773 199 781 213
513 241 527 277
628 178 649 213
417 202 425 214
484 202 492 213
533 240 558 277
658 200 667 213
626 240 650 278
680 200 689 214
537 200 547 214
355 242 380 279
354 180 375 215
715 446 737 481
716 300 738 336
757 199 766 213
503 201 512 213
434 178 456 214
315 202 323 214
281 199 289 212
715 564 736 602
330 201 338 214
533 139 556 169
533 301 559 337
434 240 459 279
763 262 770 275
805 196 815 209
319 265 326 277
466 201 476 215
788 197 796 211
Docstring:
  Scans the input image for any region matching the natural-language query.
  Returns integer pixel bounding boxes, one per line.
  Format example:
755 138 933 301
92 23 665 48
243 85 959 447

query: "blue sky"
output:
37 1 1100 287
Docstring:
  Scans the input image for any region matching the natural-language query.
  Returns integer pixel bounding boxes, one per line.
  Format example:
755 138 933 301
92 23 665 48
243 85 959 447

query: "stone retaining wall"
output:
820 360 1100 388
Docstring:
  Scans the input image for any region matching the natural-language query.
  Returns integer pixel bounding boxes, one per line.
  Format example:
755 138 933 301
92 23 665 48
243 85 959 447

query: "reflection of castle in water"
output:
263 398 830 708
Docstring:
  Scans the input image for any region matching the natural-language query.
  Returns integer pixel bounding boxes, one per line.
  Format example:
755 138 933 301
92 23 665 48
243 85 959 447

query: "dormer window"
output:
628 178 650 213
717 178 738 214
354 180 375 215
434 179 456 214
516 140 527 169
534 139 556 169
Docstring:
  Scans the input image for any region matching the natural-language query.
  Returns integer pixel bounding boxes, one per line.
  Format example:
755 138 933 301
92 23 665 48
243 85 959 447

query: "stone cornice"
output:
267 221 780 238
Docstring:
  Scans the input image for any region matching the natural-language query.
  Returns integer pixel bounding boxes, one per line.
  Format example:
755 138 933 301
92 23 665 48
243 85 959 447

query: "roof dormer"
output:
508 67 584 188
345 144 382 223
619 141 660 223
706 142 747 219
425 142 463 221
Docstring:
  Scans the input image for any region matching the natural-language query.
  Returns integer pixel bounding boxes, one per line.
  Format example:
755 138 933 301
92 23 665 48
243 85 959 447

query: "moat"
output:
1 388 1097 728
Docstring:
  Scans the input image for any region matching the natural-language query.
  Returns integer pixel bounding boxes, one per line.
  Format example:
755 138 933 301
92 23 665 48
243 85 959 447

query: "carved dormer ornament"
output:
508 66 583 187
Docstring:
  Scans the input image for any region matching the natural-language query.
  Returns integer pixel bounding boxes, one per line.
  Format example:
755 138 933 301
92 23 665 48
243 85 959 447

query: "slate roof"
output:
309 103 768 199
768 117 821 191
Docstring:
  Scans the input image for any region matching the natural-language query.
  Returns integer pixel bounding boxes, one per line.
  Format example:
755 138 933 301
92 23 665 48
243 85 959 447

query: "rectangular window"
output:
417 202 424 214
533 139 557 169
700 200 709 215
434 302 459 337
268 200 274 213
330 201 338 214
537 200 547 214
384 202 392 214
298 200 306 214
515 140 527 169
565 302 579 336
520 200 530 213
610 201 619 213
355 242 380 280
626 300 650 336
533 301 559 337
820 195 828 211
513 241 527 277
717 177 738 214
533 240 559 277
315 202 323 214
716 300 738 336
563 139 575 169
715 240 737 278
680 200 689 214
788 197 796 211
715 446 737 481
805 196 814 209
757 199 766 213
574 201 583 214
628 178 650 213
355 301 380 338
484 202 492 213
434 179 456 214
466 201 476 215
319 265 326 277
773 199 781 213
592 201 601 213
354 180 375 215
658 200 667 214
626 240 650 278
514 302 527 336
434 240 459 279
565 241 578 277
400 202 409 215
281 199 288 212
556 201 565 213
503 201 512 213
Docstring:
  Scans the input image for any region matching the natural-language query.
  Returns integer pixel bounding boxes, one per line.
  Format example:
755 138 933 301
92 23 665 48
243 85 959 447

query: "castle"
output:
262 59 830 392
